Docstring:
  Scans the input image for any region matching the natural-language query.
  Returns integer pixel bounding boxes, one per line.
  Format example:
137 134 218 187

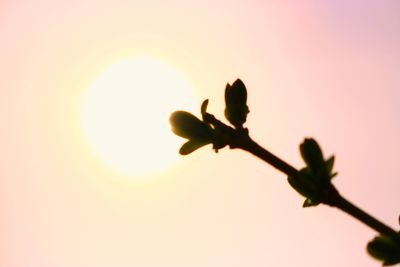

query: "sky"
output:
1 1 400 266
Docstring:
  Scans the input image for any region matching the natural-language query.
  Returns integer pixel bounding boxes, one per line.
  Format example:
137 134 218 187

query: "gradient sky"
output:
1 1 400 266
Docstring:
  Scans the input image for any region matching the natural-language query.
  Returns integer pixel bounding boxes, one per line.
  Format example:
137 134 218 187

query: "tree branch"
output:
203 112 400 244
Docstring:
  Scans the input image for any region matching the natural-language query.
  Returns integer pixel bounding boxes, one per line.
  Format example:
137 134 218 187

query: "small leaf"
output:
303 198 319 207
201 99 209 116
179 140 210 155
330 172 338 179
325 156 335 175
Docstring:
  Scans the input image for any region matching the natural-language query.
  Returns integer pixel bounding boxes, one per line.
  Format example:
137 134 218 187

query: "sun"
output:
80 57 197 176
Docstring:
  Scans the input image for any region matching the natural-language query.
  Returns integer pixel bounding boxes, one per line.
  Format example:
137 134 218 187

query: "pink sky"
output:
1 1 400 266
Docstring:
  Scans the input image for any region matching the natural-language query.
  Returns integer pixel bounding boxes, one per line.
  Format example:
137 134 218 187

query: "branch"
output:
170 79 400 265
203 112 400 243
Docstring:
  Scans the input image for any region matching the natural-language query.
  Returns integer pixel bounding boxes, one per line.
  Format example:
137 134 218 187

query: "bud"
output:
224 79 249 128
300 138 324 174
287 168 321 207
169 111 213 141
367 235 400 266
169 111 214 155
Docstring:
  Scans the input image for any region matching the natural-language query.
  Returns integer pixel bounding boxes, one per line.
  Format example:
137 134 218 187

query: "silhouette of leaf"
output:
201 99 209 116
325 156 335 175
303 198 319 207
179 139 210 155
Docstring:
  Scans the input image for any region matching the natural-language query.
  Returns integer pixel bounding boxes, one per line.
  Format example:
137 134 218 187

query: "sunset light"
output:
2 1 400 267
80 57 197 176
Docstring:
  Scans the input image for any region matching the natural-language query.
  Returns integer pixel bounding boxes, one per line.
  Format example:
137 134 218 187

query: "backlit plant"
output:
170 79 400 266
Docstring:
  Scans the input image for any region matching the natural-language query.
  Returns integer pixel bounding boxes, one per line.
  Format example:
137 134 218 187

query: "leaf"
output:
325 156 335 175
303 198 319 207
201 99 209 116
330 172 338 179
179 140 210 155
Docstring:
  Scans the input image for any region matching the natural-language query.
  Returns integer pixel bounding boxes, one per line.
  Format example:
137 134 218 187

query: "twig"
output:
204 112 400 243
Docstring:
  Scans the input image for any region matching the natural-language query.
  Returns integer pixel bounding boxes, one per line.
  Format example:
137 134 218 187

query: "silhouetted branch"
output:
203 112 400 243
169 79 400 265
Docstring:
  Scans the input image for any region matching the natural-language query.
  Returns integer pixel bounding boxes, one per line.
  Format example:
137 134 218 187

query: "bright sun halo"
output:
81 57 197 176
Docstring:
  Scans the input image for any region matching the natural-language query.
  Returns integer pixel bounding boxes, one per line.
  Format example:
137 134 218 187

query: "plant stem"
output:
238 134 299 178
235 133 400 242
203 112 399 240
332 194 400 242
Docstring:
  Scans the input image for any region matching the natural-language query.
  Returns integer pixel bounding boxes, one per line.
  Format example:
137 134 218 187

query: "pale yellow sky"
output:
1 1 399 266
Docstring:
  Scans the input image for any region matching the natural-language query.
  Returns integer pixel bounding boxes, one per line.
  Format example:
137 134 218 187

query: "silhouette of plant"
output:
169 79 400 265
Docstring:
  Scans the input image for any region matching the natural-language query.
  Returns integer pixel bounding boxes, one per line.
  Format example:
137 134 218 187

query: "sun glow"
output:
81 57 197 176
